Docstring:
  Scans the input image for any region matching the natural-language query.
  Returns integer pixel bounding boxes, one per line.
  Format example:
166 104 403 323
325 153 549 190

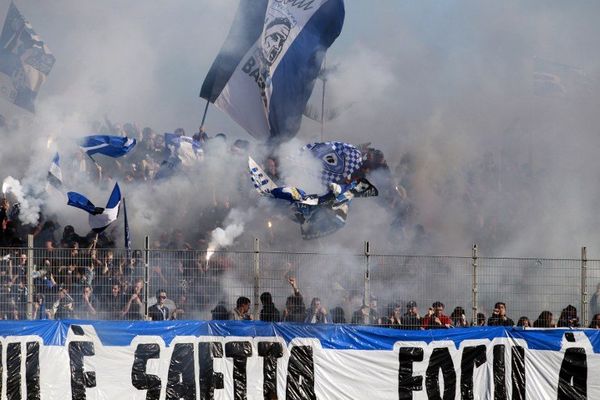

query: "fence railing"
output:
0 237 598 328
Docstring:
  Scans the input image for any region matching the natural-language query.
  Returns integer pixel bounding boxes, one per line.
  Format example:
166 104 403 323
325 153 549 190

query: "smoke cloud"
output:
0 1 599 318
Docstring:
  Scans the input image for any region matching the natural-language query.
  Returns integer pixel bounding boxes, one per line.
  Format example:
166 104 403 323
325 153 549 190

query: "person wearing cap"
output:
400 301 422 330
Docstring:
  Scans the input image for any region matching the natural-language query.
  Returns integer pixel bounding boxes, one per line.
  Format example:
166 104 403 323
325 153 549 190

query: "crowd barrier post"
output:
253 238 260 320
363 241 370 308
144 235 150 320
581 246 588 327
471 244 478 325
27 234 34 320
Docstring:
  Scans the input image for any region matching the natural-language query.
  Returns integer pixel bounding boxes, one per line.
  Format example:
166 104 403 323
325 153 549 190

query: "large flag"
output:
80 135 137 158
46 152 62 189
201 0 344 143
67 183 121 233
0 2 55 113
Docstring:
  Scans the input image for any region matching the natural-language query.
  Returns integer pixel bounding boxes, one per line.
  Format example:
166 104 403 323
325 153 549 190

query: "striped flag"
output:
67 183 121 233
201 0 345 143
46 152 62 189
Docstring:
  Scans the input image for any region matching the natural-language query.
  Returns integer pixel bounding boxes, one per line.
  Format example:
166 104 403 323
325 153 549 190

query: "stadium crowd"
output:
0 118 583 327
0 244 599 330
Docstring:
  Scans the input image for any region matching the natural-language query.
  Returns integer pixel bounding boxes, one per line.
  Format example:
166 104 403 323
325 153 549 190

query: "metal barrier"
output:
0 239 597 328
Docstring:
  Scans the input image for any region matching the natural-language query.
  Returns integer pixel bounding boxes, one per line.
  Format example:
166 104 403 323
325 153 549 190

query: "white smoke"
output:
1 176 41 226
206 208 251 260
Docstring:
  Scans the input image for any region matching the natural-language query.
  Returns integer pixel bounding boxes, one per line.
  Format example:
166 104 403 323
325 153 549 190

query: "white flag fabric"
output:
201 0 344 143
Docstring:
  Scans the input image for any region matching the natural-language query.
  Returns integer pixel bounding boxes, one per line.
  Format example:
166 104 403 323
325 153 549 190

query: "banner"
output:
0 2 55 113
0 321 597 399
201 0 344 143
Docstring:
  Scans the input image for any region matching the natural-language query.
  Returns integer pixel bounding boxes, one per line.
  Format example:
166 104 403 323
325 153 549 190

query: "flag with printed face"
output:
0 2 55 113
80 135 137 158
201 0 344 143
67 183 121 233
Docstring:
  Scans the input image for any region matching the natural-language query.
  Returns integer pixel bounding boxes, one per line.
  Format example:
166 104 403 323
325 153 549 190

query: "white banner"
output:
0 321 597 399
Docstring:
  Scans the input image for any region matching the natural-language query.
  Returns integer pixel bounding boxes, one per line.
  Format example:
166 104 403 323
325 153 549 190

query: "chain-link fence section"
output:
0 240 595 328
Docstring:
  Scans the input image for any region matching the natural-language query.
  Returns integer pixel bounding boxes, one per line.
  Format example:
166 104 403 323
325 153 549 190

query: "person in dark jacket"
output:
148 289 170 321
487 302 515 326
259 292 280 322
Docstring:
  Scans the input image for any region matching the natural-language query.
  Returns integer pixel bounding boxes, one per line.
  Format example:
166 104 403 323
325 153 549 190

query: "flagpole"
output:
200 100 210 128
85 152 102 180
320 56 327 142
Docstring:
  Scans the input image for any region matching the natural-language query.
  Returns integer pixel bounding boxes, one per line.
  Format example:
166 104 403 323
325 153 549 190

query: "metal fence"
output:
0 237 597 328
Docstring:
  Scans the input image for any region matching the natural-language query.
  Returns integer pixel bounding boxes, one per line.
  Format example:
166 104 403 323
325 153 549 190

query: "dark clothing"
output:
260 303 281 322
148 303 170 321
351 309 379 325
103 294 126 320
400 313 422 330
557 318 580 328
487 316 515 327
380 316 402 329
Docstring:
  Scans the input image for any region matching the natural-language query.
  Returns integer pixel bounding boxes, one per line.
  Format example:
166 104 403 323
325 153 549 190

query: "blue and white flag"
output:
302 141 363 185
80 135 137 158
46 152 62 189
67 183 121 232
0 2 55 113
201 0 344 142
164 132 202 166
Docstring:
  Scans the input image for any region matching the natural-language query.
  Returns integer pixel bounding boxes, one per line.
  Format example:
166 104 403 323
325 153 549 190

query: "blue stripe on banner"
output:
2 320 600 352
268 0 345 142
200 0 269 102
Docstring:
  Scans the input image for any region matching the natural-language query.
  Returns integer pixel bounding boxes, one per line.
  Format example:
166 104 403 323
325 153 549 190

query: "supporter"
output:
368 296 381 324
400 300 421 330
473 312 486 326
487 302 515 326
304 297 330 324
211 301 229 320
330 306 346 323
351 304 380 325
259 292 281 322
517 316 530 327
11 252 28 284
450 306 469 327
589 314 600 329
12 277 28 319
53 287 74 320
32 293 50 320
231 296 252 321
381 302 402 328
532 311 554 328
282 277 305 322
76 285 98 319
422 301 452 329
148 289 171 321
557 305 580 328
103 284 126 320
122 279 144 320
